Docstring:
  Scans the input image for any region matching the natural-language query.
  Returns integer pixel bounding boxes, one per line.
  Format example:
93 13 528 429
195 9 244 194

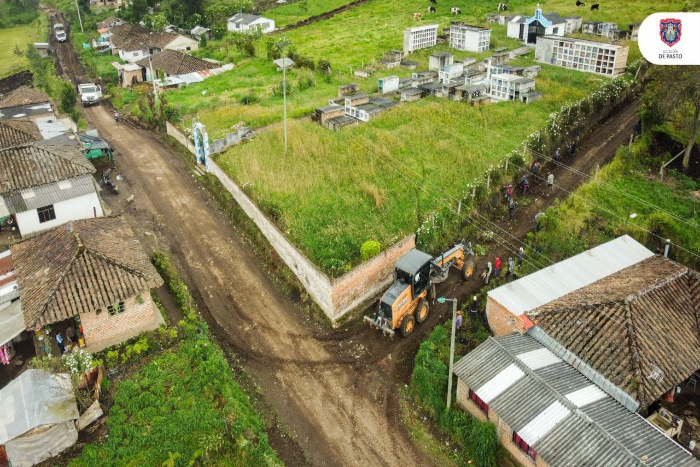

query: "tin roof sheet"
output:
454 334 699 466
488 235 653 316
516 347 562 370
476 363 524 403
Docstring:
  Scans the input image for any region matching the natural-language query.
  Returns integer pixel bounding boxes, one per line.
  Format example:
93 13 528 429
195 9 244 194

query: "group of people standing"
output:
480 248 524 285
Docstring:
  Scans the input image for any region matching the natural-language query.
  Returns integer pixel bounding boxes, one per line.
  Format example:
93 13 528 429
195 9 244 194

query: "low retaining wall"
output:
166 122 414 323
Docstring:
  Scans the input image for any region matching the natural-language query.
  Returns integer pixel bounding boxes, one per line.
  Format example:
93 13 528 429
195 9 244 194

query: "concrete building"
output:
11 217 164 352
429 52 453 72
563 16 582 34
227 13 275 33
0 143 103 237
454 333 700 467
403 24 438 54
507 6 566 44
439 63 464 84
488 74 537 102
378 75 400 94
135 49 224 83
535 35 629 77
449 24 491 52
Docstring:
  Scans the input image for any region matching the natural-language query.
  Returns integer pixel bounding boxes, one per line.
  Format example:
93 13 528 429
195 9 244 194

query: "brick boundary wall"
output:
166 122 415 324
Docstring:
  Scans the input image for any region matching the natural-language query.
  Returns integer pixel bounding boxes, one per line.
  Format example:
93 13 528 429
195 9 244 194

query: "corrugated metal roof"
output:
488 235 653 316
565 385 607 407
3 174 97 213
476 363 524 403
518 401 570 445
516 347 561 370
35 116 69 140
453 334 699 466
0 299 23 346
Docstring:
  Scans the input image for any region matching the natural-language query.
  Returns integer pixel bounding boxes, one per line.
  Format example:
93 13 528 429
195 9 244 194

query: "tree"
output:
131 0 148 21
60 82 77 116
646 66 700 170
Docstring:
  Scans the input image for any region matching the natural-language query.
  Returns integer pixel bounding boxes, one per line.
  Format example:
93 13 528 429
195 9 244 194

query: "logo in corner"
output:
659 18 682 47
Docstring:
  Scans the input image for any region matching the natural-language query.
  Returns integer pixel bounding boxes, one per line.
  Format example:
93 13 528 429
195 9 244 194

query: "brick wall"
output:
167 123 418 324
456 379 550 467
486 296 525 336
331 234 416 316
80 291 161 352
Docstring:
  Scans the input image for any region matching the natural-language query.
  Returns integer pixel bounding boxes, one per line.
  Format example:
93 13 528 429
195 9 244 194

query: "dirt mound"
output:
0 70 33 99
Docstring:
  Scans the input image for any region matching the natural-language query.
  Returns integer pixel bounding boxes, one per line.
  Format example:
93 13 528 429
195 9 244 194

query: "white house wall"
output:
165 35 199 52
119 48 149 63
16 192 104 236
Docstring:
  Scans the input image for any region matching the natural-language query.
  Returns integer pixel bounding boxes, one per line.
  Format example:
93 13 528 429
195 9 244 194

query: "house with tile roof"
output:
0 86 53 120
486 235 700 411
0 119 42 150
454 333 700 467
507 5 566 44
10 217 164 352
110 23 199 63
0 143 104 236
134 49 222 82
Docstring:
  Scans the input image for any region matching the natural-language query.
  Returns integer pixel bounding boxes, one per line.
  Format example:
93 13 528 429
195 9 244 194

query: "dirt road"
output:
53 17 432 467
51 11 641 465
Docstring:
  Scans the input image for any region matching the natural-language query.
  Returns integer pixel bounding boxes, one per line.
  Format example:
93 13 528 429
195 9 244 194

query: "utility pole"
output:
276 33 291 153
75 0 83 33
437 297 458 411
140 42 158 100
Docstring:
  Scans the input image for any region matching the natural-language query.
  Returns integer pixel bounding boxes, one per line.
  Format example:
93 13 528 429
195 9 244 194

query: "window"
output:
468 389 489 414
37 205 56 223
107 301 125 315
513 432 537 460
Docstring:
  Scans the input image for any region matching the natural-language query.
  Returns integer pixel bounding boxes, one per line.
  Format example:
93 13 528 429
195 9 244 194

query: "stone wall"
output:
166 123 416 324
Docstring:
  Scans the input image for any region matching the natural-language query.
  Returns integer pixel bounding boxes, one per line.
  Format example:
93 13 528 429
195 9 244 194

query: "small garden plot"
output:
216 64 598 275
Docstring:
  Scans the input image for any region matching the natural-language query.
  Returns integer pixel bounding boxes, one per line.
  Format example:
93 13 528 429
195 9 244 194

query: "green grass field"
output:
265 0 358 28
216 63 598 274
163 0 679 274
0 15 48 78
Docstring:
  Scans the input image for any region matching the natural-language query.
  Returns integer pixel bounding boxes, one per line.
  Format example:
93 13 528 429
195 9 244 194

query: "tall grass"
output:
0 15 47 77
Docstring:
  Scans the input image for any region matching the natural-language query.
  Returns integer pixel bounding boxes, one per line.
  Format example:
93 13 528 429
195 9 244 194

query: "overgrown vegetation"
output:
0 0 40 28
68 250 281 467
409 316 498 466
524 131 700 272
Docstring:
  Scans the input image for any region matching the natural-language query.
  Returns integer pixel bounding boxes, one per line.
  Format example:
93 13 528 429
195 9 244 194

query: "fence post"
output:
595 164 599 180
487 173 490 190
457 200 462 216
504 159 508 172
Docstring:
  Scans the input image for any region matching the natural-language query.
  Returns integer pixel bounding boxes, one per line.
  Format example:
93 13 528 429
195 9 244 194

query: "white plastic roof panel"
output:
476 363 525 403
0 370 78 444
488 236 653 316
565 384 607 407
516 348 562 370
518 401 570 446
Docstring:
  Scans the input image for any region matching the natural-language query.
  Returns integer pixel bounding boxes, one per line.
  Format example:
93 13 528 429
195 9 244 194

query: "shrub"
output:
360 240 381 261
59 82 77 115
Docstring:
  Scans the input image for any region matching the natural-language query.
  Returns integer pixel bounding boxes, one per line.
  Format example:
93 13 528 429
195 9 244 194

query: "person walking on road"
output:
470 295 479 320
555 147 561 163
519 175 529 195
114 111 120 124
494 257 502 278
483 261 493 284
503 184 514 202
508 197 516 221
506 257 514 279
532 161 541 176
517 247 524 269
547 172 554 189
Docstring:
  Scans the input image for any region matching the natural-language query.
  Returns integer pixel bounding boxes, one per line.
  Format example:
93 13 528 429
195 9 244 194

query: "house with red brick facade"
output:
10 217 164 352
485 235 700 411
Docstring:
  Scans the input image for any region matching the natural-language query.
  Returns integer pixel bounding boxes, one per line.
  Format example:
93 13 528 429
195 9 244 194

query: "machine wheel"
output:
462 258 475 281
401 314 415 337
416 299 429 323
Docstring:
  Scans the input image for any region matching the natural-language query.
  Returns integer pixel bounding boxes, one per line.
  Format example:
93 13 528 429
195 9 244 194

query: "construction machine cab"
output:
395 249 433 296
